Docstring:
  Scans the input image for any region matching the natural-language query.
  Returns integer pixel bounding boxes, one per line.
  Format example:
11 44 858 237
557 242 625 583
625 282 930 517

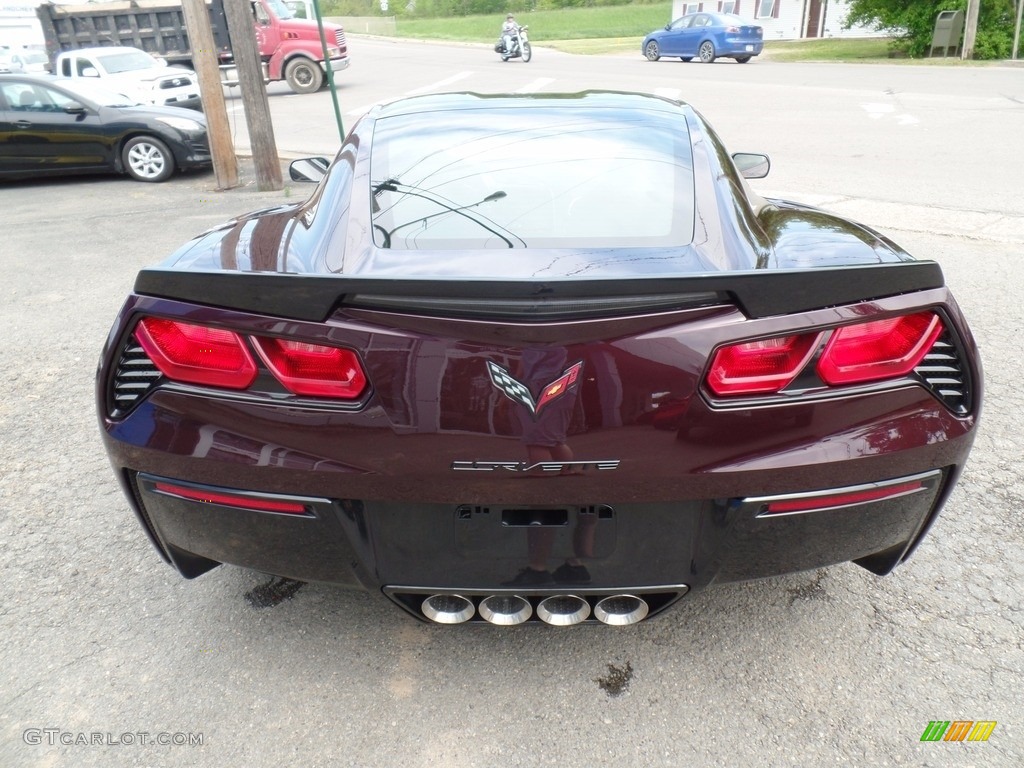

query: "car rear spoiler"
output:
133 261 945 323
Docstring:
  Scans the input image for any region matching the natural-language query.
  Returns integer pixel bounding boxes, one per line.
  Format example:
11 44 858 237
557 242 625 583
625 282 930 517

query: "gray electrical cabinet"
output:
930 10 964 57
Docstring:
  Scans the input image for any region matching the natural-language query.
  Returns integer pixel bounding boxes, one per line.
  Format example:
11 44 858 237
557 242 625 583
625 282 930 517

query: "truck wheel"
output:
122 136 175 182
285 58 324 94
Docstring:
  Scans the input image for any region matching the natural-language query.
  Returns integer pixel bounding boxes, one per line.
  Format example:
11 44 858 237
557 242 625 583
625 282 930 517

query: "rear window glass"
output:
369 107 695 250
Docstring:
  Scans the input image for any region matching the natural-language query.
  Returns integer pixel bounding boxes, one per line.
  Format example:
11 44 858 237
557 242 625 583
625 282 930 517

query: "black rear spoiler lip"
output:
133 261 945 323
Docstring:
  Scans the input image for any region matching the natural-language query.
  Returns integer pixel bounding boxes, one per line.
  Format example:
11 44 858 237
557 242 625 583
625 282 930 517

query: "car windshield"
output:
96 50 159 73
58 79 143 107
370 106 695 250
267 0 295 20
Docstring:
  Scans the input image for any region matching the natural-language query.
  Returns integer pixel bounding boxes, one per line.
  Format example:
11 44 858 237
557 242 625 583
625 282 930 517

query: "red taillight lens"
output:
707 333 820 396
135 317 257 389
252 337 367 399
817 312 943 386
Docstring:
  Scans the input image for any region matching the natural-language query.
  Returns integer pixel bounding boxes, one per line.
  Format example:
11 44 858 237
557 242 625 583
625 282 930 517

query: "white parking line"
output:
404 71 475 96
515 78 556 94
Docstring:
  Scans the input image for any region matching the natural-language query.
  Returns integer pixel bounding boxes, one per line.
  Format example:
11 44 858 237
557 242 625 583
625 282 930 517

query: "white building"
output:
0 2 45 49
671 0 883 40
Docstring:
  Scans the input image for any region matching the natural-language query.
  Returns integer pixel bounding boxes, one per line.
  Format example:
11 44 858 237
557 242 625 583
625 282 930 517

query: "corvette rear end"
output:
96 92 981 625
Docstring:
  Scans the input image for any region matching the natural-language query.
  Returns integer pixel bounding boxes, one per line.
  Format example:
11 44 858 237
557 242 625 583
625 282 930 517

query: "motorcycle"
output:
496 25 532 63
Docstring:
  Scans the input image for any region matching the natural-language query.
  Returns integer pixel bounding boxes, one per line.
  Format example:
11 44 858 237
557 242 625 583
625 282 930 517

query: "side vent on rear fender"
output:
914 330 971 415
109 339 161 418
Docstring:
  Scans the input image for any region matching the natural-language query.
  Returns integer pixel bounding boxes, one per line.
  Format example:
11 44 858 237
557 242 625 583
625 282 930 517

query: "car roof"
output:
372 90 692 119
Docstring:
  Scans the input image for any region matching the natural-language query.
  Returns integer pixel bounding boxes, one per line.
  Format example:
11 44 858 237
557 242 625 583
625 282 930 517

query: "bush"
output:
845 0 1016 59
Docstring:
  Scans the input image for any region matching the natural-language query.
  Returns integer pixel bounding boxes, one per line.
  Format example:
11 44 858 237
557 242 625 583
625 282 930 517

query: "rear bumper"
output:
722 40 764 56
120 461 955 598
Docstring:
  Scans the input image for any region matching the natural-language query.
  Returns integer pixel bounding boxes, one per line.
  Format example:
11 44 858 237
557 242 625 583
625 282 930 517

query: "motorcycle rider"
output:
500 14 519 55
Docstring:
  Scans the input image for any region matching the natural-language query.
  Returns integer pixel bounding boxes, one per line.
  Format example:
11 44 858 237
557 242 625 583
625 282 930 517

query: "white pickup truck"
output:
54 46 201 110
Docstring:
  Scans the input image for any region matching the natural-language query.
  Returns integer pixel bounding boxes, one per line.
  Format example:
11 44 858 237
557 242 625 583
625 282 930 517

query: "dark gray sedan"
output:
0 74 210 182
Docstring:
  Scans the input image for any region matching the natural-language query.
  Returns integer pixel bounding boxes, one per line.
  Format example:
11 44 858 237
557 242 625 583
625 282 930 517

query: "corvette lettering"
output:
486 360 583 418
451 460 620 473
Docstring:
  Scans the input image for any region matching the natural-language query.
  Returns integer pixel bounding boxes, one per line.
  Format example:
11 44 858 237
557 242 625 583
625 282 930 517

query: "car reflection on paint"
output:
0 73 210 182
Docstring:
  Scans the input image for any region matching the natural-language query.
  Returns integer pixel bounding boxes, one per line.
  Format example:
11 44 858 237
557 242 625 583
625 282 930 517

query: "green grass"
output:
760 37 893 62
390 4 674 45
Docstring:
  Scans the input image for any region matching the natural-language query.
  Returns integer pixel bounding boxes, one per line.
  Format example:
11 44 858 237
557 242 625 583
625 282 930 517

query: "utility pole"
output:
961 0 980 60
1014 0 1023 60
180 0 238 190
222 0 283 191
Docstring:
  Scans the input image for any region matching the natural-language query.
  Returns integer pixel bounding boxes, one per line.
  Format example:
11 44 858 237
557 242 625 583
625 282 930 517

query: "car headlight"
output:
326 47 341 58
156 116 204 132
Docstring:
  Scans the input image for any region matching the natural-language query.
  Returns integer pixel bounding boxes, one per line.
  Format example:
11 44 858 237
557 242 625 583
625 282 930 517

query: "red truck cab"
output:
253 0 349 93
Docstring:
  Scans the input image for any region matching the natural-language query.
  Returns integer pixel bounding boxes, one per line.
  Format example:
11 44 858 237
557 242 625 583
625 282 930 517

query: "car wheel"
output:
285 58 324 94
644 41 661 61
521 42 532 62
681 57 693 62
122 136 175 183
736 55 752 63
699 41 716 63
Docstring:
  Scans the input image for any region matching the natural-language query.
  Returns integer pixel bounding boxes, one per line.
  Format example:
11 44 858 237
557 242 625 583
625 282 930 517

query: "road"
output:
1 37 1022 768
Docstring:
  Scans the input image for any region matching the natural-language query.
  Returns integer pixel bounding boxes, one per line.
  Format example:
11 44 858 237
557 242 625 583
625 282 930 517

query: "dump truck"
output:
36 0 349 94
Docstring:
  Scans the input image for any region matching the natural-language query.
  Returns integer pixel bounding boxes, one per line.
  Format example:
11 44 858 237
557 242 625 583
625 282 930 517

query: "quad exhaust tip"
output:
479 594 532 625
419 592 653 625
421 594 475 624
537 595 591 626
594 594 649 626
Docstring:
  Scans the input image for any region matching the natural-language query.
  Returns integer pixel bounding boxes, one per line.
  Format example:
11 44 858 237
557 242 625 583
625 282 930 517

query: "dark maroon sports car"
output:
96 91 981 626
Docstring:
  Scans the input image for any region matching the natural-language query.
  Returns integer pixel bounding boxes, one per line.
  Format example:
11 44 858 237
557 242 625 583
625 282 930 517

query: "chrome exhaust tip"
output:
479 594 532 625
594 594 649 626
537 595 590 626
421 594 475 624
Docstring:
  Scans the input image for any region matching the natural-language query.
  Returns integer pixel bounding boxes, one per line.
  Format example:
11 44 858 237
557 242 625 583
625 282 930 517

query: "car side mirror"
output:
82 66 99 78
664 24 671 30
732 152 770 179
63 101 87 114
289 157 330 182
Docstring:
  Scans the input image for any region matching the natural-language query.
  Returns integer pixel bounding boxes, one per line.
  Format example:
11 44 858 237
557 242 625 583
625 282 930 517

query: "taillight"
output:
817 312 943 385
706 333 820 396
706 311 944 397
251 337 367 399
135 317 257 389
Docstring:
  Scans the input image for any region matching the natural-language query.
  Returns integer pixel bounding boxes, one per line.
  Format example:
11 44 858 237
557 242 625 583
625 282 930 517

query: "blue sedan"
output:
643 12 764 63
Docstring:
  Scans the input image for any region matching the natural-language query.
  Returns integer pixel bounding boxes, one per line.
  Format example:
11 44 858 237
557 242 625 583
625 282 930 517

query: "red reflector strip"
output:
153 482 310 515
763 481 925 515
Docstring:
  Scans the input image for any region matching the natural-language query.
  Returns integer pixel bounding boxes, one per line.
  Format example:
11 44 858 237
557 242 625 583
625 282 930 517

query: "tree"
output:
845 0 1014 59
